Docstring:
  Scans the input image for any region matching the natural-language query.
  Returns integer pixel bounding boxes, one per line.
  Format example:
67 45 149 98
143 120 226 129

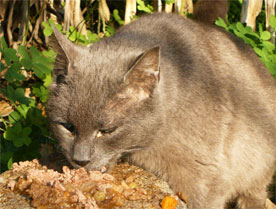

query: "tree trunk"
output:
99 0 110 23
125 0 136 24
0 0 9 38
64 0 70 31
241 0 263 31
165 2 173 13
64 0 87 36
7 0 15 47
157 0 162 12
175 0 193 15
265 0 276 44
18 0 29 46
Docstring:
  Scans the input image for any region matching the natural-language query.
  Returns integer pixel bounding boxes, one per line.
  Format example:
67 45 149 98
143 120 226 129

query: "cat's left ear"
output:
122 46 160 101
49 26 82 84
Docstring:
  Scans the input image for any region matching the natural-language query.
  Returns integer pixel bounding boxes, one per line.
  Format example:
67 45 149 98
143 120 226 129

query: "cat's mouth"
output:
64 154 120 173
71 162 109 173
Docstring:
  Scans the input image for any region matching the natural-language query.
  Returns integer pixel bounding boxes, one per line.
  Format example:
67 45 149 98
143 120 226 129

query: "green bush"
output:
216 15 276 80
0 37 56 172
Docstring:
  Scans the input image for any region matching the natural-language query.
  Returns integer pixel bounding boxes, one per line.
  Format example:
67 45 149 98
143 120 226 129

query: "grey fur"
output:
47 13 276 209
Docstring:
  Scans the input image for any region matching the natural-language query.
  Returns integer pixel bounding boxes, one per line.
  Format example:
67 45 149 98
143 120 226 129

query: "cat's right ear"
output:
49 26 79 85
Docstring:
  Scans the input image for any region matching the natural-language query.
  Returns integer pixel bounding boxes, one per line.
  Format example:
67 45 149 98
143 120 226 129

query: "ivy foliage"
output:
216 15 276 79
0 36 56 171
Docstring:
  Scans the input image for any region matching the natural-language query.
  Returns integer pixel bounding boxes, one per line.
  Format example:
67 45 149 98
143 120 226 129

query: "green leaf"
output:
258 23 263 33
3 129 15 141
3 48 18 65
236 22 245 34
262 60 276 75
260 31 271 41
1 85 17 104
18 45 32 70
22 127 32 136
215 18 227 29
137 0 153 13
21 57 32 70
7 157 13 169
42 22 53 37
42 49 56 62
0 62 5 72
14 88 32 105
262 41 275 52
40 86 48 103
16 104 31 118
32 87 41 97
18 45 30 59
244 26 255 35
26 108 47 129
260 47 270 62
10 62 21 72
55 23 63 31
42 74 53 87
4 68 24 82
87 31 100 43
0 36 8 50
4 62 26 82
68 30 77 42
233 30 256 47
32 85 48 103
244 29 259 38
23 136 32 146
0 152 13 163
69 26 75 33
105 26 115 36
228 24 237 32
4 122 22 141
30 47 52 78
6 85 15 100
13 122 22 133
269 15 276 29
30 46 40 59
233 29 244 39
113 9 124 25
165 0 174 3
4 122 32 147
8 111 21 124
254 47 263 57
13 137 24 147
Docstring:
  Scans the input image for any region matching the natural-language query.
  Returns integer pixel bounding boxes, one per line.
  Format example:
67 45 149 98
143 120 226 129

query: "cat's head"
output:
47 26 161 171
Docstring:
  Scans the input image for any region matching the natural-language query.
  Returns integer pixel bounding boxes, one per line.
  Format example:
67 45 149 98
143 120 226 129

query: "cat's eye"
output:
96 127 117 138
59 122 75 133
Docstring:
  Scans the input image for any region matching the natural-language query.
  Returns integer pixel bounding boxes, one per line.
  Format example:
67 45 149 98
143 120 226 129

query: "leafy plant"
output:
137 0 153 13
0 37 56 172
42 19 101 45
216 15 276 79
165 0 175 4
113 9 125 25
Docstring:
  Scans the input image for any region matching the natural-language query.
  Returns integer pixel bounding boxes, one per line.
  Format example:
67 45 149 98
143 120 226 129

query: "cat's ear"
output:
49 26 80 84
122 46 160 101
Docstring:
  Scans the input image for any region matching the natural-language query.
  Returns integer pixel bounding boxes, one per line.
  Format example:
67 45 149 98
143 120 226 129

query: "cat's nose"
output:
73 159 90 167
72 140 91 167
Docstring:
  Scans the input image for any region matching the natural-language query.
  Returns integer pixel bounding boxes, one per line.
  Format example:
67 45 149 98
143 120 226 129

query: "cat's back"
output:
98 13 275 118
113 13 276 148
118 13 275 103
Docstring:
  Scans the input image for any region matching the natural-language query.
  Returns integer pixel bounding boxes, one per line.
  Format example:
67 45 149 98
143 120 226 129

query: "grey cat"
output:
47 13 276 209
